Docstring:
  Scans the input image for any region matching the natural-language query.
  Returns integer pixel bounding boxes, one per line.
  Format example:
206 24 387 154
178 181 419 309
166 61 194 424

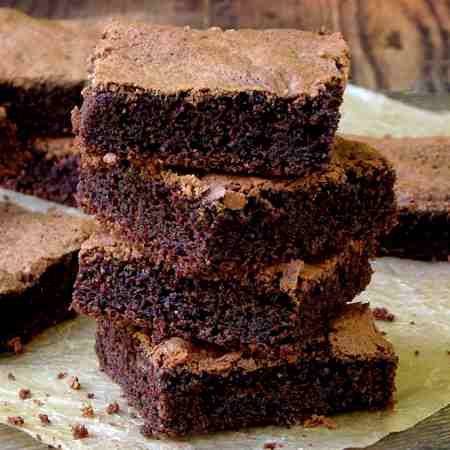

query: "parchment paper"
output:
1 85 450 450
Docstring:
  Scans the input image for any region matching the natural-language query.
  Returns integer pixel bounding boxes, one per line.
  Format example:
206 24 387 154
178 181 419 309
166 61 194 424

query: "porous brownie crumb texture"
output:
95 304 397 436
73 236 372 353
77 22 350 177
77 137 396 277
1 138 80 207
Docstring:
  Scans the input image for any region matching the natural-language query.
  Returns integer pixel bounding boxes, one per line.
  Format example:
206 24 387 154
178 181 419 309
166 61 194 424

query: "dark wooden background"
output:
1 0 450 97
1 0 449 97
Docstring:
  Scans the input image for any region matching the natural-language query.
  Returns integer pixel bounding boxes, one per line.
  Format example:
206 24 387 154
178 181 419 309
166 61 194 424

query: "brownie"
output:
0 8 102 137
78 136 396 277
0 203 95 353
1 137 80 207
75 21 350 177
348 135 449 261
96 303 397 437
73 232 372 353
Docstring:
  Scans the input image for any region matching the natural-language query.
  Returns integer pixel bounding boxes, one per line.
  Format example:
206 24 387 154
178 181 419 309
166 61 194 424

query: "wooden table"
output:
1 0 449 95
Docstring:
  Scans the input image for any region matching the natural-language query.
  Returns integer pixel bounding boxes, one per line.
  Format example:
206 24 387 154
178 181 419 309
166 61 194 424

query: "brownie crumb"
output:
19 388 31 400
87 392 95 399
33 399 44 406
414 350 420 356
81 405 95 418
38 414 51 425
106 402 120 415
57 372 67 380
69 377 81 390
8 416 25 426
8 337 23 354
7 373 16 381
447 351 450 356
71 424 89 439
263 442 284 449
303 415 337 430
410 321 416 325
103 153 117 165
372 307 395 322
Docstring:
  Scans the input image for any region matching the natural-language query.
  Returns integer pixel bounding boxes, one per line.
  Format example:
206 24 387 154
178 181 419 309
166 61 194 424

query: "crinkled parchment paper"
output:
1 85 450 450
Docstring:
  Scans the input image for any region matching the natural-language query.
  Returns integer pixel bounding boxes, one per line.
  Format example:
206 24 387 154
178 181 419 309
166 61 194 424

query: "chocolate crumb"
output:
38 414 51 425
414 350 420 356
33 399 44 406
8 416 24 426
410 321 416 325
71 423 89 439
106 402 120 415
87 392 95 399
19 388 31 400
103 153 117 165
57 372 67 380
263 442 284 449
447 351 450 356
372 307 395 322
303 414 337 430
7 373 16 381
81 405 95 418
69 377 81 390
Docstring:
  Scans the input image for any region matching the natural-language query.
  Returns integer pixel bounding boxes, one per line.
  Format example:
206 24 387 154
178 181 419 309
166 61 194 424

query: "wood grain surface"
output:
1 0 449 93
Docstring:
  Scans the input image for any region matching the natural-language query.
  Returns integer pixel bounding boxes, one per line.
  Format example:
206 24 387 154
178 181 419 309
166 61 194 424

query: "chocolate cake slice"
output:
0 8 102 137
73 233 372 353
1 137 80 207
96 303 397 437
78 136 396 277
75 21 350 177
348 135 449 261
0 203 95 353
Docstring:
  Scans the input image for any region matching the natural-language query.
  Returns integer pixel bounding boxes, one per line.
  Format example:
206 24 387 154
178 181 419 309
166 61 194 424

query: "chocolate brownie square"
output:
0 8 102 137
0 203 94 353
73 233 372 353
349 135 449 261
75 21 350 177
78 136 396 277
1 137 80 207
96 303 397 437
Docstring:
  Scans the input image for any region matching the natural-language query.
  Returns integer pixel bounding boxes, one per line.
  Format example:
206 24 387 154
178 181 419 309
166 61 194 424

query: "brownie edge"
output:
77 22 350 177
77 136 396 278
0 203 95 352
96 303 397 437
73 233 372 353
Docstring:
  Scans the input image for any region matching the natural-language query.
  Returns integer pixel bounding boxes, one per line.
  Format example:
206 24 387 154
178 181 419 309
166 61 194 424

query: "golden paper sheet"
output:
1 85 450 450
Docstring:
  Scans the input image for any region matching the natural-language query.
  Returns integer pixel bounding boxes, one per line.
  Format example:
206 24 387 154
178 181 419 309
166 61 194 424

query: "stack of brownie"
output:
0 8 101 206
72 21 398 436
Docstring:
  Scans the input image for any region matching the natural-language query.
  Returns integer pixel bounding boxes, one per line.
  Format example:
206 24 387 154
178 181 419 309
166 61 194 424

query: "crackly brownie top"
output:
0 203 95 295
0 8 102 86
90 21 349 98
347 135 449 211
134 303 394 374
81 232 363 292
